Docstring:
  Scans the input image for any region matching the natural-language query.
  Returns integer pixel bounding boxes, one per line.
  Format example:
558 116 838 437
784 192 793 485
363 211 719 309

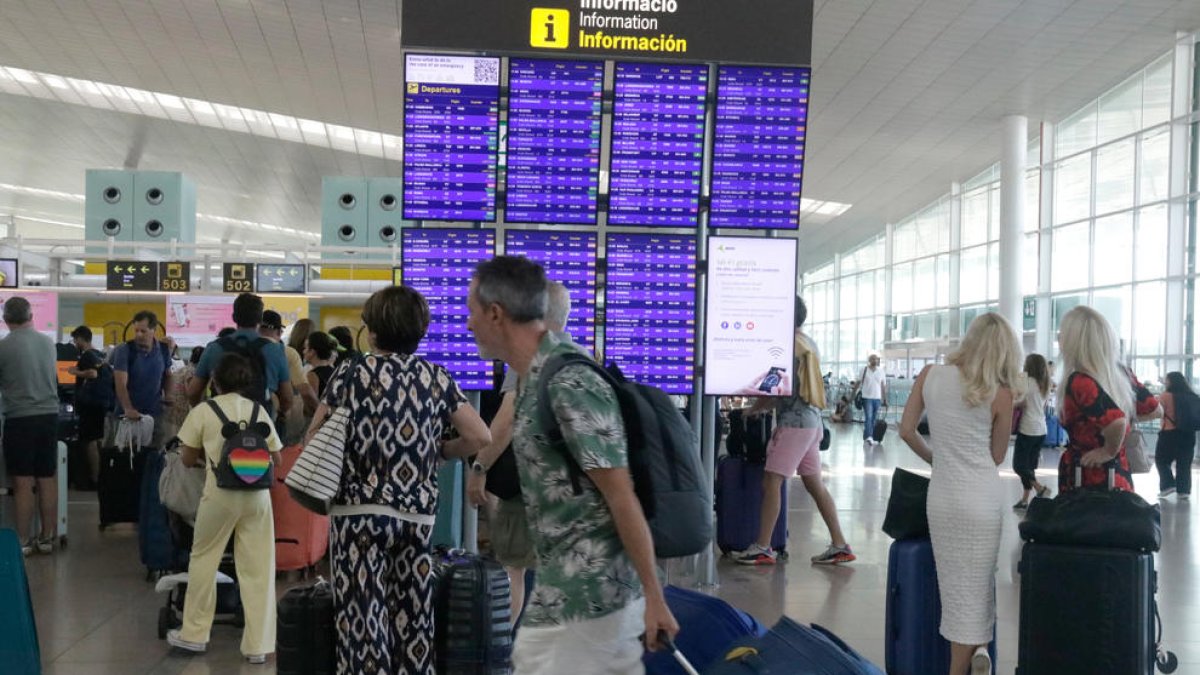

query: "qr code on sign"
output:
475 59 499 85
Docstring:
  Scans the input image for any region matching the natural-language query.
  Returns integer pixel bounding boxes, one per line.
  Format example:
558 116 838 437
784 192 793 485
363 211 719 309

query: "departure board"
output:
400 228 496 390
608 62 708 228
505 59 604 225
604 233 696 394
709 65 810 230
403 54 500 222
504 230 598 353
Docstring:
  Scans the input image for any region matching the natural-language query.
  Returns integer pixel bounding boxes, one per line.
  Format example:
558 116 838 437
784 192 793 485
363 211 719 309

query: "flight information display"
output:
709 65 810 230
403 53 501 222
504 230 598 353
608 62 708 228
400 228 496 390
604 233 696 394
505 59 604 225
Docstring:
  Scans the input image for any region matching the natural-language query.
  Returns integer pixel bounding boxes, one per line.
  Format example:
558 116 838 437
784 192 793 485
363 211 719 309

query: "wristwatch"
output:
470 460 488 475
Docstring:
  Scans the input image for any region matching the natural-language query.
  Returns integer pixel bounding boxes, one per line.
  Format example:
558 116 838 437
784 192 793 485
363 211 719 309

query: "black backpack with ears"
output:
207 400 274 490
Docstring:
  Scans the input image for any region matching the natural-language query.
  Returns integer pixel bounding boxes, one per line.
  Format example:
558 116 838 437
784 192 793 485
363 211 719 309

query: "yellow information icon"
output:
407 82 420 94
530 8 569 49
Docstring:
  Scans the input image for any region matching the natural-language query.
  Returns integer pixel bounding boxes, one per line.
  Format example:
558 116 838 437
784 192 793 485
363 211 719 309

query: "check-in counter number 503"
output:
160 278 190 292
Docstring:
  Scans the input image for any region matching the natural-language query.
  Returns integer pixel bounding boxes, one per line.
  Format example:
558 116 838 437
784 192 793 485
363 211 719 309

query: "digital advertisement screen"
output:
504 230 598 353
0 258 17 287
401 228 496 390
604 233 696 394
256 264 306 294
403 53 501 222
704 236 798 396
0 291 58 340
608 62 708 228
504 58 604 225
166 295 235 347
709 65 810 230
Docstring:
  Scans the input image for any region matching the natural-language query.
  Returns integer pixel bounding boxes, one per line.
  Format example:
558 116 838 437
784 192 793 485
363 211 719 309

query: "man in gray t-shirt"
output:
0 296 61 555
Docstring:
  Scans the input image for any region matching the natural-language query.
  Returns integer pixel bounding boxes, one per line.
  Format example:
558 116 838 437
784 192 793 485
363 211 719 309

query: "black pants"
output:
1013 433 1046 491
1156 429 1195 495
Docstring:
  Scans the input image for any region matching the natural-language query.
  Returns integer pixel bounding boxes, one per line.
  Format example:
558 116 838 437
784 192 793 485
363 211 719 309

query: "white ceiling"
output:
0 0 1196 258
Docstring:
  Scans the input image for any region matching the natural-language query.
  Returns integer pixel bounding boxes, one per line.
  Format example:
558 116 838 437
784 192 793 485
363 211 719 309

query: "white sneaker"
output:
971 646 991 674
166 629 206 654
1180 493 1190 500
245 654 267 664
1159 488 1176 498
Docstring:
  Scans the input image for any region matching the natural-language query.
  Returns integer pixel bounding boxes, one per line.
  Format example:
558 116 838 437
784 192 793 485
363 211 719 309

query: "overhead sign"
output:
106 260 158 291
0 258 17 287
159 261 190 292
704 236 797 397
402 0 814 66
223 262 255 294
392 267 403 286
256 264 306 294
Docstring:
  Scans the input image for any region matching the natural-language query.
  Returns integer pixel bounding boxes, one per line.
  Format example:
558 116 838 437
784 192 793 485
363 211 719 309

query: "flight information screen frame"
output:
503 229 598 353
607 61 709 229
504 57 605 226
603 232 697 395
708 64 811 231
402 53 502 223
400 227 497 390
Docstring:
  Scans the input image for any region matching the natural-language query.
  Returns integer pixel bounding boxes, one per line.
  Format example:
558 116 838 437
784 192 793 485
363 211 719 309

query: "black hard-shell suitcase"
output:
277 578 335 675
871 419 888 443
434 550 514 675
98 446 146 528
726 409 773 463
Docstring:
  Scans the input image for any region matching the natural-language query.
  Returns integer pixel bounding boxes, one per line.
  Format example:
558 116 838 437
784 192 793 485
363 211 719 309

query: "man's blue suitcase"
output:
138 449 187 579
705 616 884 674
0 528 40 675
715 456 787 554
886 538 996 674
644 585 766 675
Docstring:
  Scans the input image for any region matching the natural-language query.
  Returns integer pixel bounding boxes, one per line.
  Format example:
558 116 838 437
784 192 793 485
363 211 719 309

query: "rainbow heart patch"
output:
228 447 271 485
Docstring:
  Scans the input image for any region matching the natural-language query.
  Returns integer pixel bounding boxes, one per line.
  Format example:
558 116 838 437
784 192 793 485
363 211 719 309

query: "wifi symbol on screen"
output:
768 346 785 360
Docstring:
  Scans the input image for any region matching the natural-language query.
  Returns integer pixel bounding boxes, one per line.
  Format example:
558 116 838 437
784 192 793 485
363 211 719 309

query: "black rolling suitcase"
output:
1017 463 1177 674
434 549 514 675
277 578 335 675
98 445 146 528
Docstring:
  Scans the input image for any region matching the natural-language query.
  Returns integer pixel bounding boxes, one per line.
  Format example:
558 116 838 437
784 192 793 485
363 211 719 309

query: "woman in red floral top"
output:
1057 307 1161 493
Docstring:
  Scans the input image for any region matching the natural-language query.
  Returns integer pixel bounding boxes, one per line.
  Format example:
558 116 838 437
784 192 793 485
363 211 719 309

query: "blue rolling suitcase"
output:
0 529 40 675
886 538 996 674
139 449 187 579
706 617 883 674
715 456 787 555
644 585 766 675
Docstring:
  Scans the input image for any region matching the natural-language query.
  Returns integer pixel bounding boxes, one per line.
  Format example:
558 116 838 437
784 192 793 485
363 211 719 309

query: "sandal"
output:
1036 485 1051 499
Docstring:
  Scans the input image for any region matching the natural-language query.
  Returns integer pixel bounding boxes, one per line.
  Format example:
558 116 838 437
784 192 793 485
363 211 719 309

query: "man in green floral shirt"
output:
467 256 678 674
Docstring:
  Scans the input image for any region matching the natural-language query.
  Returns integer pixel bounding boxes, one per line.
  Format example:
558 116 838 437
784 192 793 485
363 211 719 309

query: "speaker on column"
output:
85 169 134 254
367 177 403 258
321 177 368 252
131 171 197 243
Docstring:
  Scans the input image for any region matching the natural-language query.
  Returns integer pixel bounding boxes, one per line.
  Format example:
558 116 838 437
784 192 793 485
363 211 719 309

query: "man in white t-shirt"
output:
853 354 888 445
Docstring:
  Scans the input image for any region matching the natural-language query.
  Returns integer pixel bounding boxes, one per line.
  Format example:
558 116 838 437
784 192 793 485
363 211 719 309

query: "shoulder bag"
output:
285 357 360 515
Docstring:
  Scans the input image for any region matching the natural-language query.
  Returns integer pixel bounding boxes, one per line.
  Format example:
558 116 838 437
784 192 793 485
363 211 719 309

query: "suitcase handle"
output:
887 584 899 641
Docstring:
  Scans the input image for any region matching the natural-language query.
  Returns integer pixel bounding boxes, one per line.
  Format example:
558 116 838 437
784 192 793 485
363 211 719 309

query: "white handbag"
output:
1125 426 1152 474
285 405 351 515
159 447 205 525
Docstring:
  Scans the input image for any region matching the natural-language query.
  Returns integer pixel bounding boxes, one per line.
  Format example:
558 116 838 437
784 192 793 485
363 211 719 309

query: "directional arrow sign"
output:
106 259 159 291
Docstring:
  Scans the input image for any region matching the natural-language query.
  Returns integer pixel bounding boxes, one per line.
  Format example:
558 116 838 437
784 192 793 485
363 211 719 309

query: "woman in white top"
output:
1012 354 1052 508
899 313 1023 675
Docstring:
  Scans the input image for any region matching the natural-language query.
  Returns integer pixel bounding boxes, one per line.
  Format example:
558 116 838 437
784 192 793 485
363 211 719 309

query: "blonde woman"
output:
899 313 1023 675
1056 306 1159 493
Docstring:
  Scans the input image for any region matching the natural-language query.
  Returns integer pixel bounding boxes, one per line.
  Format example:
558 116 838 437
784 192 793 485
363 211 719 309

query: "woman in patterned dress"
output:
304 286 490 674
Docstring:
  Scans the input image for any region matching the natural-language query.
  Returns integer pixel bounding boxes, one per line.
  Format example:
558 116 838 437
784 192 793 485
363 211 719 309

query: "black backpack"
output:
537 353 712 558
206 399 274 490
1172 392 1200 433
75 349 116 410
217 335 273 405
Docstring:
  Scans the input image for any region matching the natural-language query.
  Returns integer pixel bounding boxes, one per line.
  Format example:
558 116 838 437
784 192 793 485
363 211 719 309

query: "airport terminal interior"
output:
1 0 1200 673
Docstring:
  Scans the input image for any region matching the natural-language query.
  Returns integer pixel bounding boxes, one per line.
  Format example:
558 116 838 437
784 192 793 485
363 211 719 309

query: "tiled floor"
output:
17 424 1200 673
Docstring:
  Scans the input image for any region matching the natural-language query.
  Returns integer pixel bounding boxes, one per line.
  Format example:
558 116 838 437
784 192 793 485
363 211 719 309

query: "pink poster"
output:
0 290 59 339
166 295 234 347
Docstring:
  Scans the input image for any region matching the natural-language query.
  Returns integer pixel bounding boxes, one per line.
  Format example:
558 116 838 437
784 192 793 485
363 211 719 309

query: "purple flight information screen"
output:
403 54 500 222
604 233 696 394
505 230 598 353
400 228 496 390
709 65 810 230
505 59 604 225
608 62 708 228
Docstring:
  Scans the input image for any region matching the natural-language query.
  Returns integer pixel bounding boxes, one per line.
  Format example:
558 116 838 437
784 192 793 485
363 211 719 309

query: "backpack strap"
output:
206 399 232 425
535 352 620 497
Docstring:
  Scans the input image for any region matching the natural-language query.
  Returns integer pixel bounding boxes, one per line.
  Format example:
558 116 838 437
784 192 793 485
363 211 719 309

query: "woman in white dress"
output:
899 313 1023 675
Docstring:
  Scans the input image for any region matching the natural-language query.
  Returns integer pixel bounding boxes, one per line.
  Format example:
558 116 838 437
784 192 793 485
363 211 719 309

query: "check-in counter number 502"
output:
223 263 255 294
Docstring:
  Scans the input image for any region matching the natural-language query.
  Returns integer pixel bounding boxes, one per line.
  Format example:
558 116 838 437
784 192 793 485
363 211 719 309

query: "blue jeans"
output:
863 398 882 440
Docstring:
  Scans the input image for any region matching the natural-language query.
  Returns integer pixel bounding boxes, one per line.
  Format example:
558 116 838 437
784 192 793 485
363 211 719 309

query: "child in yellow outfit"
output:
167 352 282 664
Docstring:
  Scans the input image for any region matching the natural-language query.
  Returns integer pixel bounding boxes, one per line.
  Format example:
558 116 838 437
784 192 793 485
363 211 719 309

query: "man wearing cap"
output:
0 297 61 555
258 309 318 438
187 293 292 418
